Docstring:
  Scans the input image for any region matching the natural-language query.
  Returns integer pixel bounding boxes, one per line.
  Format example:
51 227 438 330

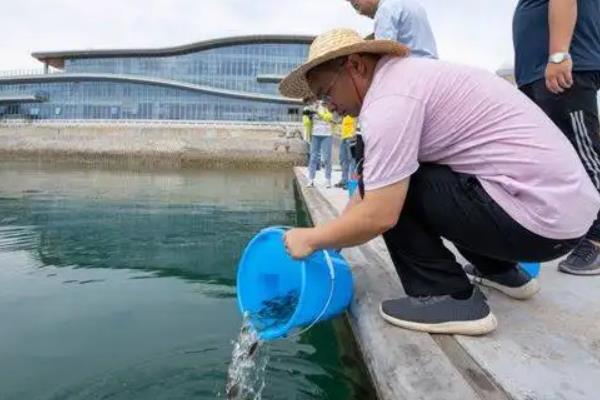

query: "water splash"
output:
225 291 301 399
225 317 268 400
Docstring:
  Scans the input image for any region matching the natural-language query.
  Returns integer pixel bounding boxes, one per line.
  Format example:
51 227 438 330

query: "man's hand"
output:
284 228 316 259
546 0 576 94
545 58 574 94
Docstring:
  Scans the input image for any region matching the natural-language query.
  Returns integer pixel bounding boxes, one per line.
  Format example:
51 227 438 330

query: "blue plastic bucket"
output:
520 262 541 278
236 226 353 340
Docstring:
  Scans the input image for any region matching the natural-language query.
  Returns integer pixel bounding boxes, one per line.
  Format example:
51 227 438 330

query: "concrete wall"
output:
0 123 308 169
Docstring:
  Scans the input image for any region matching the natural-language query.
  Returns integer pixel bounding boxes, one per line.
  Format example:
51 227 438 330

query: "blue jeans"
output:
309 135 332 181
339 138 355 184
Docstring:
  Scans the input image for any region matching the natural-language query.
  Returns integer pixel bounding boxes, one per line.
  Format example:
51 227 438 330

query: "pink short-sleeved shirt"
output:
360 56 600 239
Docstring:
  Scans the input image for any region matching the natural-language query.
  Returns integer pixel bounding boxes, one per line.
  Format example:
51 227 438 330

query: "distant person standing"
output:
335 115 357 189
307 104 334 188
346 0 438 59
514 0 600 275
302 106 314 142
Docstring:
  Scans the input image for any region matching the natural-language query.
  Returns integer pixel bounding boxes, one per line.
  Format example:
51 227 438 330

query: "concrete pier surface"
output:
0 122 308 169
295 167 600 400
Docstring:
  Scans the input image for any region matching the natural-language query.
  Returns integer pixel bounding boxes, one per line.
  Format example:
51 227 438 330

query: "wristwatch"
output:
548 52 571 64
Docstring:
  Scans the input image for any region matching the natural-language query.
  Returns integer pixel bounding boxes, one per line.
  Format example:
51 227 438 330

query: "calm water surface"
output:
0 163 375 400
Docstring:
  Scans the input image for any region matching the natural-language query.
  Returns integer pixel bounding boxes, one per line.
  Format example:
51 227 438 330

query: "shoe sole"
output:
378 304 498 336
558 265 600 276
467 274 540 300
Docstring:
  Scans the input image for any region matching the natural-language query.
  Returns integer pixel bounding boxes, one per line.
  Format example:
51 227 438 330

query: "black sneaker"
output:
464 264 540 300
379 288 497 335
558 239 600 276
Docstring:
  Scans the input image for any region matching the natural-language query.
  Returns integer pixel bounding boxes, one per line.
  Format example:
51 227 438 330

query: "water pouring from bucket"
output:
236 226 354 340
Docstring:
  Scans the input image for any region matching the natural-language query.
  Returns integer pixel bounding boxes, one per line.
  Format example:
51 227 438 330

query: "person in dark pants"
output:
514 0 600 275
278 29 599 335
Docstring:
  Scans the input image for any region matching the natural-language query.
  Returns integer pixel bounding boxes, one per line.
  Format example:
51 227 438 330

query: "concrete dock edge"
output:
294 166 600 400
293 168 491 400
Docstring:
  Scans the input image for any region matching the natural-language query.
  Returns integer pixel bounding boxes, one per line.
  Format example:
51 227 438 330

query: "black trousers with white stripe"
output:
521 71 600 241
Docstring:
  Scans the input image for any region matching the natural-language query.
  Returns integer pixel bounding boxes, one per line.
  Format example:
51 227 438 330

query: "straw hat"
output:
279 28 409 99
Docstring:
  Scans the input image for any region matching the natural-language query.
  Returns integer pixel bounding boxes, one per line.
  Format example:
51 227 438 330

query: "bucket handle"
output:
268 225 338 339
285 249 336 340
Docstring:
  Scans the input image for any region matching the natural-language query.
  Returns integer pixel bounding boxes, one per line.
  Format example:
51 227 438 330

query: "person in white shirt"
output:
346 0 438 59
307 103 335 188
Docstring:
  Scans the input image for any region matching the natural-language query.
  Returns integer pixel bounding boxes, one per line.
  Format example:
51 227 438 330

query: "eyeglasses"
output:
314 59 347 104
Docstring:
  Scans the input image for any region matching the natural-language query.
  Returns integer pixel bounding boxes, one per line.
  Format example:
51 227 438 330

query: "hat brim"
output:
279 39 409 99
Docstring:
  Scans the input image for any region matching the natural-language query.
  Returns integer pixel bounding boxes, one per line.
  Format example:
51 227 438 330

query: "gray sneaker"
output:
464 264 540 300
379 288 497 335
558 239 600 276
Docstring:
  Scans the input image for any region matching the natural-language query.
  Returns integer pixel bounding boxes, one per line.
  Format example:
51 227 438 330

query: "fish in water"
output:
250 289 300 331
225 290 298 400
248 341 258 357
226 383 240 399
225 319 265 400
225 339 262 399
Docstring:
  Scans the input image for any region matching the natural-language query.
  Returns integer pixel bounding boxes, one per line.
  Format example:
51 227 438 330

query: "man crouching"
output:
278 29 599 335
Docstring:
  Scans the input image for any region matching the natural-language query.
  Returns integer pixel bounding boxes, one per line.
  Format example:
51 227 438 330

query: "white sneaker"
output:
464 264 540 300
325 180 332 188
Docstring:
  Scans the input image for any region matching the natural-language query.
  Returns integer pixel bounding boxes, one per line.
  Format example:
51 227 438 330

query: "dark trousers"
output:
382 165 580 297
520 71 600 241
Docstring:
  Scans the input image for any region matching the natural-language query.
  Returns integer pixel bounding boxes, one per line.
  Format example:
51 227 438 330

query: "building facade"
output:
0 35 312 122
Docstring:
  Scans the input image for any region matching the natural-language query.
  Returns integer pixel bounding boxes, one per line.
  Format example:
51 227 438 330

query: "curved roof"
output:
0 73 303 105
32 34 315 69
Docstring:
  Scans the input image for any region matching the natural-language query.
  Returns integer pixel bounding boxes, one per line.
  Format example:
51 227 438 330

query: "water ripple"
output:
0 225 39 252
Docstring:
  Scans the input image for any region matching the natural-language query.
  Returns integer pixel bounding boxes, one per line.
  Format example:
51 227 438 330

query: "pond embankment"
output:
0 122 308 169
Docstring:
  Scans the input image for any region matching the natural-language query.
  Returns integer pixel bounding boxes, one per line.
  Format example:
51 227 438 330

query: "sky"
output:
1 0 519 72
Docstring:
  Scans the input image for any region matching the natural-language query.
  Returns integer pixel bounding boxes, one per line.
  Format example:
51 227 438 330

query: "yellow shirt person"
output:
302 113 313 142
341 115 357 140
334 115 357 188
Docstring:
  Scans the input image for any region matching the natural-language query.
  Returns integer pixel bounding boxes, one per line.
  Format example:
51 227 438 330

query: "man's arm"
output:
546 0 577 93
285 94 423 257
341 191 362 216
284 179 409 258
